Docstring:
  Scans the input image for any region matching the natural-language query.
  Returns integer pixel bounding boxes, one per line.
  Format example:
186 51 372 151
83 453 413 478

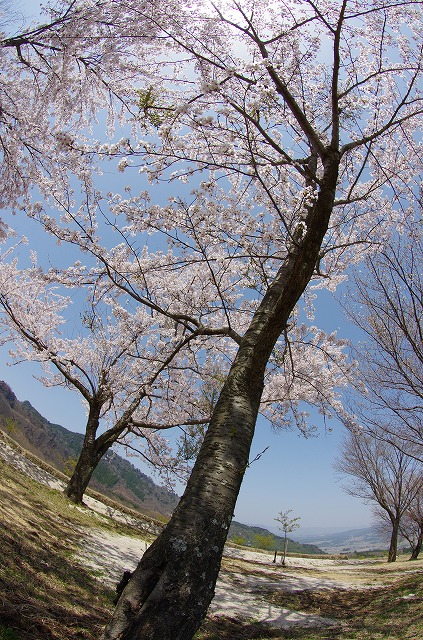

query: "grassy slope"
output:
0 456 114 640
0 455 422 640
0 381 179 519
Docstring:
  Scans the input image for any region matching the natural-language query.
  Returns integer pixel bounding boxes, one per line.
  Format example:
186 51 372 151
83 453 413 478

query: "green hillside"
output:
0 380 178 518
229 520 325 555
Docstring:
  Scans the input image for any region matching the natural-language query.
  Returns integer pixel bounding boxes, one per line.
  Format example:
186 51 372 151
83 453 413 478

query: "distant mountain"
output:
0 381 179 518
295 526 390 554
228 520 325 555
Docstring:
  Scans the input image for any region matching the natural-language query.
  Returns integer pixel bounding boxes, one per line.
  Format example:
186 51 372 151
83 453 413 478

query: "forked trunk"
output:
64 396 140 504
64 438 103 503
64 425 126 504
102 155 339 640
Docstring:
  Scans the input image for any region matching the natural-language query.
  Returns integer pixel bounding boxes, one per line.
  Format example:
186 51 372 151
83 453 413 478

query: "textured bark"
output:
64 393 141 503
102 154 340 640
64 447 97 503
387 519 399 563
64 426 125 503
64 405 103 504
409 527 422 560
102 347 263 640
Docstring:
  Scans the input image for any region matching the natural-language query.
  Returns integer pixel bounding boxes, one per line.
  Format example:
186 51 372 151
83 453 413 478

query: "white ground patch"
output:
0 439 65 490
78 528 149 585
212 572 334 629
0 437 161 532
3 435 412 633
0 438 339 629
225 545 377 569
76 526 338 630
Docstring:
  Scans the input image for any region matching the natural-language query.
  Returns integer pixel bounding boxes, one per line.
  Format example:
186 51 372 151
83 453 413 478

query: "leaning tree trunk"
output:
103 352 264 640
65 395 143 503
64 419 130 504
64 442 98 503
64 405 103 504
102 284 294 640
64 435 114 503
102 155 339 640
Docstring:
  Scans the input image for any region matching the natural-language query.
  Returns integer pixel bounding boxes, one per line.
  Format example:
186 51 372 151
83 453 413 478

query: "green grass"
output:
1 454 422 640
0 457 114 640
0 626 20 640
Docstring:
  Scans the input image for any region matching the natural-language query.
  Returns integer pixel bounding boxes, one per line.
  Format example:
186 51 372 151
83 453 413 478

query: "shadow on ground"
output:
0 458 113 640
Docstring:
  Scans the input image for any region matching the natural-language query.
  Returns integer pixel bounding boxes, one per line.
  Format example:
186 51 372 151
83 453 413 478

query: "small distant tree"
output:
230 534 246 547
2 416 17 436
274 509 301 566
253 533 275 551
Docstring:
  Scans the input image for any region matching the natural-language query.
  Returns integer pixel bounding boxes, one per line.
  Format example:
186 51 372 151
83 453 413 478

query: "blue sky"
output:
0 0 376 535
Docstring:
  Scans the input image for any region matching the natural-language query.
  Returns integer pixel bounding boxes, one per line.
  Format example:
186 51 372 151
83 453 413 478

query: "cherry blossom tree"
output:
274 509 301 566
0 247 220 502
0 240 349 502
0 0 161 218
1 1 423 638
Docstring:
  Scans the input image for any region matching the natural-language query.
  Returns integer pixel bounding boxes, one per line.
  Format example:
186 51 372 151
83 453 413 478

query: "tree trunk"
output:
409 526 422 560
64 426 128 503
64 403 108 504
64 447 97 503
387 519 399 562
282 532 288 566
102 350 264 640
64 394 141 503
102 155 339 640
